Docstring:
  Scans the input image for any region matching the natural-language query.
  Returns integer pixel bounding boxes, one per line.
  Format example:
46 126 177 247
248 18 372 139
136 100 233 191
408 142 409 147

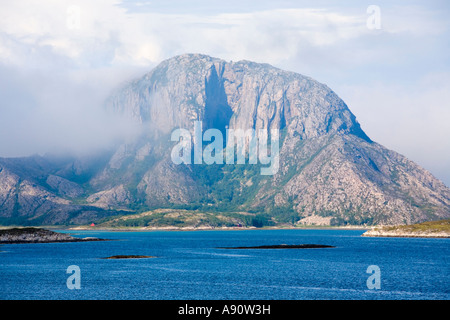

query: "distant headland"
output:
0 227 105 244
362 219 450 238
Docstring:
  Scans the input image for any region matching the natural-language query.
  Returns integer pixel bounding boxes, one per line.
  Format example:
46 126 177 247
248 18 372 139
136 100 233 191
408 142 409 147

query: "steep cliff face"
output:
0 163 77 224
107 54 369 141
1 54 449 225
0 155 116 225
98 53 449 224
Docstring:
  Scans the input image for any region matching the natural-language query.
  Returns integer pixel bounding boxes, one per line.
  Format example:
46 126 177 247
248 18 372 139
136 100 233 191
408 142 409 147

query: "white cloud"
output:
0 3 371 68
0 0 449 185
382 4 449 36
1 1 448 70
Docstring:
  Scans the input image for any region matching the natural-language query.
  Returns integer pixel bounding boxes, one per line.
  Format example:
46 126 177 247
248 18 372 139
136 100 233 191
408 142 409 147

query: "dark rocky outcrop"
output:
218 244 335 249
0 227 104 243
101 255 155 259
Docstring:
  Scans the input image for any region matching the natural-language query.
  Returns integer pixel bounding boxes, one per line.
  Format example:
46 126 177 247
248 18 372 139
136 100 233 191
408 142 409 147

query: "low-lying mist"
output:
0 64 149 159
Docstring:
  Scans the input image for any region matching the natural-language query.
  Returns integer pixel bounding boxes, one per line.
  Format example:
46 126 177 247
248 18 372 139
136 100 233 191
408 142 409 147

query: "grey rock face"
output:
87 184 131 209
46 174 84 198
271 134 450 225
0 165 20 217
107 54 369 141
0 164 69 219
0 159 115 225
100 54 449 224
0 53 449 225
0 227 103 243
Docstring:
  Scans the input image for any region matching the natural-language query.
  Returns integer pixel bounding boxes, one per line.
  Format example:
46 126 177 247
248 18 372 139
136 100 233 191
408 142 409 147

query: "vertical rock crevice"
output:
203 64 233 138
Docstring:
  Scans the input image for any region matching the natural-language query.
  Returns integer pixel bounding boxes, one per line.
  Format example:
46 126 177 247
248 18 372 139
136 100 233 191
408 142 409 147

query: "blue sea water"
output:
0 229 448 300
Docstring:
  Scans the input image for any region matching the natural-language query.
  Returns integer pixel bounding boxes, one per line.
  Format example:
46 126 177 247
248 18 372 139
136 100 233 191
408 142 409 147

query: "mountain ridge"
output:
1 53 449 226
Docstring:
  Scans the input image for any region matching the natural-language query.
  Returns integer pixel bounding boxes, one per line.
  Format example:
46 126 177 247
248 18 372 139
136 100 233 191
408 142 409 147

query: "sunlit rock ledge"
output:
362 219 450 238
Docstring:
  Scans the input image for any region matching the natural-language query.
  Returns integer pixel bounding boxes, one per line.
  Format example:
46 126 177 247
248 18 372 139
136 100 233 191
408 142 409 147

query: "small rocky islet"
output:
101 255 156 259
0 227 336 257
218 244 335 249
0 227 104 244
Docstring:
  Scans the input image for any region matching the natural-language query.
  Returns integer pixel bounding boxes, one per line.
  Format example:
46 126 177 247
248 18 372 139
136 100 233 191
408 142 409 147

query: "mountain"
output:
1 53 449 226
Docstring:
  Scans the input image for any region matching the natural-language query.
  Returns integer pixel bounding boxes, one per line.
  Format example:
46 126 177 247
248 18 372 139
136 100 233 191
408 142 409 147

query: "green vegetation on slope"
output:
381 219 450 233
95 208 277 228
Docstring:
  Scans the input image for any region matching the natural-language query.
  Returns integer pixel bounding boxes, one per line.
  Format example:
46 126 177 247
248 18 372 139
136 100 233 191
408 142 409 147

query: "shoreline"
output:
2 224 449 238
362 230 450 238
66 225 369 232
0 227 106 244
1 224 368 232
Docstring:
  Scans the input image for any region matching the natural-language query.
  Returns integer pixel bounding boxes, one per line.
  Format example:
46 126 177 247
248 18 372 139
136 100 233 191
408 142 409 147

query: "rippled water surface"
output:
1 229 448 299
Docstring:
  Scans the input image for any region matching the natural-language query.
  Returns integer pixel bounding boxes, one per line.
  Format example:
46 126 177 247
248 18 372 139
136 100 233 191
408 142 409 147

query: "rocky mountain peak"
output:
0 54 448 226
107 53 370 142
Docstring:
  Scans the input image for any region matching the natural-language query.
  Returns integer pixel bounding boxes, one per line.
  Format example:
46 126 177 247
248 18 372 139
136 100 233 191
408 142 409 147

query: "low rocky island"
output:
362 219 450 238
218 244 335 249
0 227 104 243
101 255 156 259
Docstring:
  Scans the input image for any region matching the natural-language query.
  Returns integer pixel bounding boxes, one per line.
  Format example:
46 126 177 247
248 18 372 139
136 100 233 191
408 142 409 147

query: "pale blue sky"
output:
0 0 449 185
